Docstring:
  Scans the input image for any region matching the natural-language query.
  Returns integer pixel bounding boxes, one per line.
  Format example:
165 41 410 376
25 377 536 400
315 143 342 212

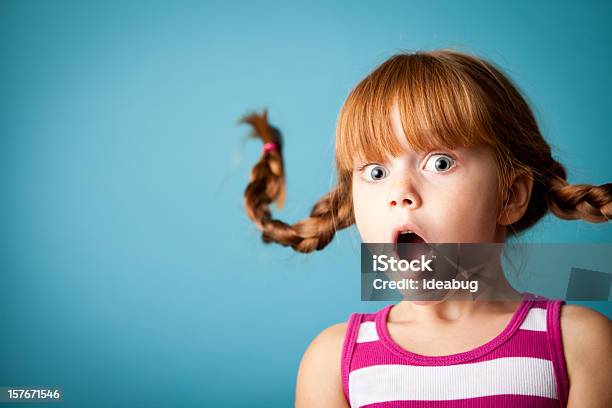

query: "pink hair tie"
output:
262 142 278 154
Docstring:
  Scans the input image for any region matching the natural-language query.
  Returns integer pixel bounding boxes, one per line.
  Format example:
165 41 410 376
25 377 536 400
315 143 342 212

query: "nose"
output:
390 198 414 207
389 178 421 209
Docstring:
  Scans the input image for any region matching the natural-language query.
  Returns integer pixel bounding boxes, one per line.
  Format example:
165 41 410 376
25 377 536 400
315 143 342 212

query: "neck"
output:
393 250 523 323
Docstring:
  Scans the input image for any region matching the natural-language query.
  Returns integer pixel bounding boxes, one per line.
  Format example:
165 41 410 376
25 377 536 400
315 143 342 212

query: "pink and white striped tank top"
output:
341 292 569 407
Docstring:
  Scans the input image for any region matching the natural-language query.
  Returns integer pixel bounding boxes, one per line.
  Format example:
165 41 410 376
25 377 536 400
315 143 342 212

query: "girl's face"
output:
352 104 505 244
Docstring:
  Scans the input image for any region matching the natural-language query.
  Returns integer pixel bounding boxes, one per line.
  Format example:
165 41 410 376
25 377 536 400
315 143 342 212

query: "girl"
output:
240 50 612 407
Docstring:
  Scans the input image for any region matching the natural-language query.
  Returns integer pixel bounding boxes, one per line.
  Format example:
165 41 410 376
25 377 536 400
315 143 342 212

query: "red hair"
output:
241 50 611 252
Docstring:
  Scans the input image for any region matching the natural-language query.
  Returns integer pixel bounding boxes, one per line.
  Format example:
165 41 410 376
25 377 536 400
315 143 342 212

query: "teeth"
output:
400 230 413 234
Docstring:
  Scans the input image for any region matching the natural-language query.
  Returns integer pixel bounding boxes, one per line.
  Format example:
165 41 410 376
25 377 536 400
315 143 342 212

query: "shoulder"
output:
298 322 348 376
295 322 350 408
559 304 612 407
300 322 348 365
560 304 611 355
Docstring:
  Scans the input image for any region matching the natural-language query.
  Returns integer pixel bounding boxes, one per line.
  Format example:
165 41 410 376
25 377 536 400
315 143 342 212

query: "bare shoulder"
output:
295 322 349 408
560 304 612 356
300 323 348 364
560 304 612 407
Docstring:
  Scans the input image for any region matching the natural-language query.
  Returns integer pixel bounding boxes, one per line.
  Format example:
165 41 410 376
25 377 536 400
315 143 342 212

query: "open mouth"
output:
393 231 435 277
395 230 429 254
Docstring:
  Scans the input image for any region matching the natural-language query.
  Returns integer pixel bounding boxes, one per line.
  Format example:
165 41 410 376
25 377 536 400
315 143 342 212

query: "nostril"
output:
403 198 412 205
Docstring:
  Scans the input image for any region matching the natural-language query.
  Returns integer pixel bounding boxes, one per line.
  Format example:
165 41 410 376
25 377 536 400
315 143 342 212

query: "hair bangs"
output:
335 52 496 174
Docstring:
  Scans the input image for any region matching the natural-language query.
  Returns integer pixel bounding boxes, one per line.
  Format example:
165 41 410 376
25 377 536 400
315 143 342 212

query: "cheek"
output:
352 183 386 242
431 178 500 242
352 187 370 240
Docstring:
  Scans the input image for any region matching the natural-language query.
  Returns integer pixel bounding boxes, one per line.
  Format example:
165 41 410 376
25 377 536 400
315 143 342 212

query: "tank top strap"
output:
341 308 382 403
519 293 569 407
546 297 569 407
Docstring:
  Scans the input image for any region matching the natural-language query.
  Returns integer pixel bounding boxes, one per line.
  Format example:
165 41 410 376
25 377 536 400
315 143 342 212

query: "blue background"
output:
1 0 610 406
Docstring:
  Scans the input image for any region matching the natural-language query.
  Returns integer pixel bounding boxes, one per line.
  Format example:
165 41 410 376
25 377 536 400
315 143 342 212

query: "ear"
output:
498 170 534 226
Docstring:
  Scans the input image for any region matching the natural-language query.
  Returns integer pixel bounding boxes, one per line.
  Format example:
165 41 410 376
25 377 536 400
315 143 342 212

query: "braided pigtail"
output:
510 156 611 235
240 110 355 253
546 160 612 222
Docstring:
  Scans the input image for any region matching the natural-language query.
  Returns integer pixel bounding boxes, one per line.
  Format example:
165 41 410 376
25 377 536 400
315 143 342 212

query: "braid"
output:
546 160 612 222
240 110 355 253
509 157 611 234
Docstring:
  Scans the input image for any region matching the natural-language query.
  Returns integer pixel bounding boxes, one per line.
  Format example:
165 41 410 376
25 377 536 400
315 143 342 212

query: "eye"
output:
361 164 389 181
424 154 455 173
